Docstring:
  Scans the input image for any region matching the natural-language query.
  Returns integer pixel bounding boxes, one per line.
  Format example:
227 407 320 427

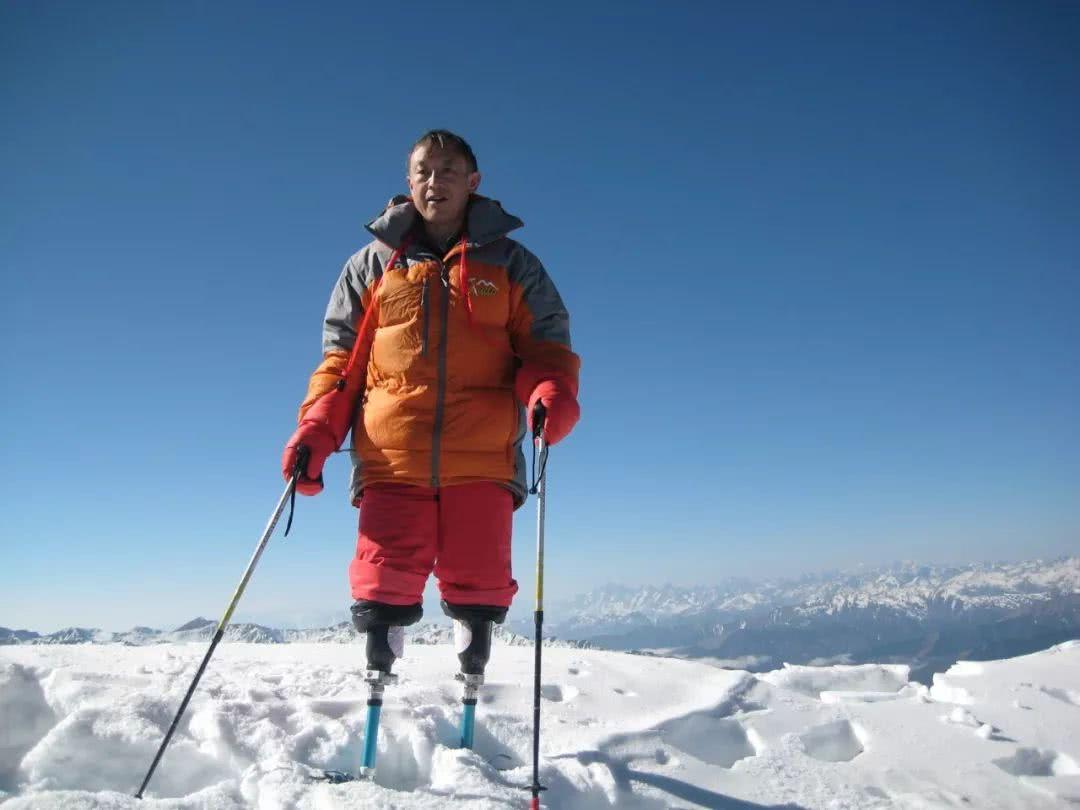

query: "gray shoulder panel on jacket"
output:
506 242 572 347
322 242 393 354
468 236 517 267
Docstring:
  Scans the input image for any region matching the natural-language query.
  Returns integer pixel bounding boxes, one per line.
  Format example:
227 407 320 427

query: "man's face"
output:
407 143 481 231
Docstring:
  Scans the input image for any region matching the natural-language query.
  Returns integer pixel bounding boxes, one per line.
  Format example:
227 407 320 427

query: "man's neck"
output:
421 217 466 254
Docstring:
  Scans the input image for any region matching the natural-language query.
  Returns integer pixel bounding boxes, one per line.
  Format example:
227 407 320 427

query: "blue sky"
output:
2 2 1077 632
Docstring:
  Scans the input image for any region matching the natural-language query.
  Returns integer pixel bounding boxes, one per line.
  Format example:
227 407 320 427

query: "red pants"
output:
349 482 518 607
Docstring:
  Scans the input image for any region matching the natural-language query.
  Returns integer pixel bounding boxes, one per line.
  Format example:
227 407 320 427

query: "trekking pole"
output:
135 447 309 799
528 404 549 809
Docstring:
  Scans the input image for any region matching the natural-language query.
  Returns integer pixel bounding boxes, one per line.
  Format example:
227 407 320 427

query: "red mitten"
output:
282 422 338 495
283 382 358 495
527 379 580 446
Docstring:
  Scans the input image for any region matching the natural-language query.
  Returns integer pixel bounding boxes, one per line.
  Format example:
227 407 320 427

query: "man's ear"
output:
468 171 481 193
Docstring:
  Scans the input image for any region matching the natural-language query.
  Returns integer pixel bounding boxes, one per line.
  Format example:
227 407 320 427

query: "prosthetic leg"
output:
441 601 508 749
351 600 422 776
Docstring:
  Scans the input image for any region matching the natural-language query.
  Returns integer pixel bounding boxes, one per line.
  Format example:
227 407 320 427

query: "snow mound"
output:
22 701 232 797
929 673 975 705
0 664 57 792
759 662 909 698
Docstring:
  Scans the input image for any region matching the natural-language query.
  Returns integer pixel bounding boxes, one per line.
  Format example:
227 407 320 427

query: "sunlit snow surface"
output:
1 641 1078 808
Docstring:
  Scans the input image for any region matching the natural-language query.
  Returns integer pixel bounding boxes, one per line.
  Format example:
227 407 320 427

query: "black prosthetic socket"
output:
351 600 424 675
364 625 399 674
458 619 493 675
441 601 507 676
440 601 508 625
350 600 423 632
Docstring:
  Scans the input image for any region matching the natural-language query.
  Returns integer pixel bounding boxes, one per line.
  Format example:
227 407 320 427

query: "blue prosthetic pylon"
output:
457 672 483 749
361 701 382 770
460 700 477 749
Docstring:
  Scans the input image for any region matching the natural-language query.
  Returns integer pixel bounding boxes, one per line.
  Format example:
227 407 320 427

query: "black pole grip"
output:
294 445 311 479
531 402 547 440
293 444 323 488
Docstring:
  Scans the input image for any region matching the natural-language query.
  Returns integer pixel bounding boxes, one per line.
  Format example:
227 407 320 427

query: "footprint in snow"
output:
940 707 1012 741
798 719 867 763
1039 686 1080 707
541 684 580 702
305 698 359 720
940 707 981 728
994 747 1080 777
660 713 761 768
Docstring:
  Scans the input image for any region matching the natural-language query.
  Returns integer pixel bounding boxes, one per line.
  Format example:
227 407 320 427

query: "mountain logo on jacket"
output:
470 279 499 297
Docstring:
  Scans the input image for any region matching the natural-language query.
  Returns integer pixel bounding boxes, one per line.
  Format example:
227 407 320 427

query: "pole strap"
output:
283 446 308 537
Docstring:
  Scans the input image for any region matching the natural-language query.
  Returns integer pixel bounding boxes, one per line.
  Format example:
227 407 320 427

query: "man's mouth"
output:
427 196 447 204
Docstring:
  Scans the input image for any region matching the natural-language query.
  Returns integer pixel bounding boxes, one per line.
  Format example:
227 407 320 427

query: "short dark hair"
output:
409 129 478 173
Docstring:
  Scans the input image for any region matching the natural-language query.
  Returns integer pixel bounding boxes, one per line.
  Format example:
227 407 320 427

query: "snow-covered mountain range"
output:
533 557 1080 681
550 557 1080 628
5 558 1077 682
0 618 586 650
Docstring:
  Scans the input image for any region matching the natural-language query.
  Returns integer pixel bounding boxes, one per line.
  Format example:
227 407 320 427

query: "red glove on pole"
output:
281 381 357 495
281 423 337 495
526 379 579 446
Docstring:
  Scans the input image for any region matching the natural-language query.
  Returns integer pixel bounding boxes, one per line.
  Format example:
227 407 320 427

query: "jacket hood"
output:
365 194 524 250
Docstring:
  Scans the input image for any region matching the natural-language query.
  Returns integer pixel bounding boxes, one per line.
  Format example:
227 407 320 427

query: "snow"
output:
1 640 1078 808
759 662 911 698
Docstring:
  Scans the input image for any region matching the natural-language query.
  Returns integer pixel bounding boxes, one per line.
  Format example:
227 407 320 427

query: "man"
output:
282 130 580 681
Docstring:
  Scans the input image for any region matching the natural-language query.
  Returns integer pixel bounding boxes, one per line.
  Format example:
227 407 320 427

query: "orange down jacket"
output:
296 195 580 507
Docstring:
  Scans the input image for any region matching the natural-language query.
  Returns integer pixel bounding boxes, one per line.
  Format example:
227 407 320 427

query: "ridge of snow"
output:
1 640 1077 808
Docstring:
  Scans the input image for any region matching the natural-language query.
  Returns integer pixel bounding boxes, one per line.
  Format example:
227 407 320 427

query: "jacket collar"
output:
366 194 524 252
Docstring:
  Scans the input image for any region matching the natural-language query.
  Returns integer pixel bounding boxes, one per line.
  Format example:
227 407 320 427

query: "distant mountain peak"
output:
175 617 216 632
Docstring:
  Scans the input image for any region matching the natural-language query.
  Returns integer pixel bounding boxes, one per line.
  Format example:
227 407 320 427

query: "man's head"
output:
407 130 481 238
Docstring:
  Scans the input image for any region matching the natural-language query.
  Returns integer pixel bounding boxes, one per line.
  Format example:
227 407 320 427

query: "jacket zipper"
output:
420 275 430 358
430 259 451 487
